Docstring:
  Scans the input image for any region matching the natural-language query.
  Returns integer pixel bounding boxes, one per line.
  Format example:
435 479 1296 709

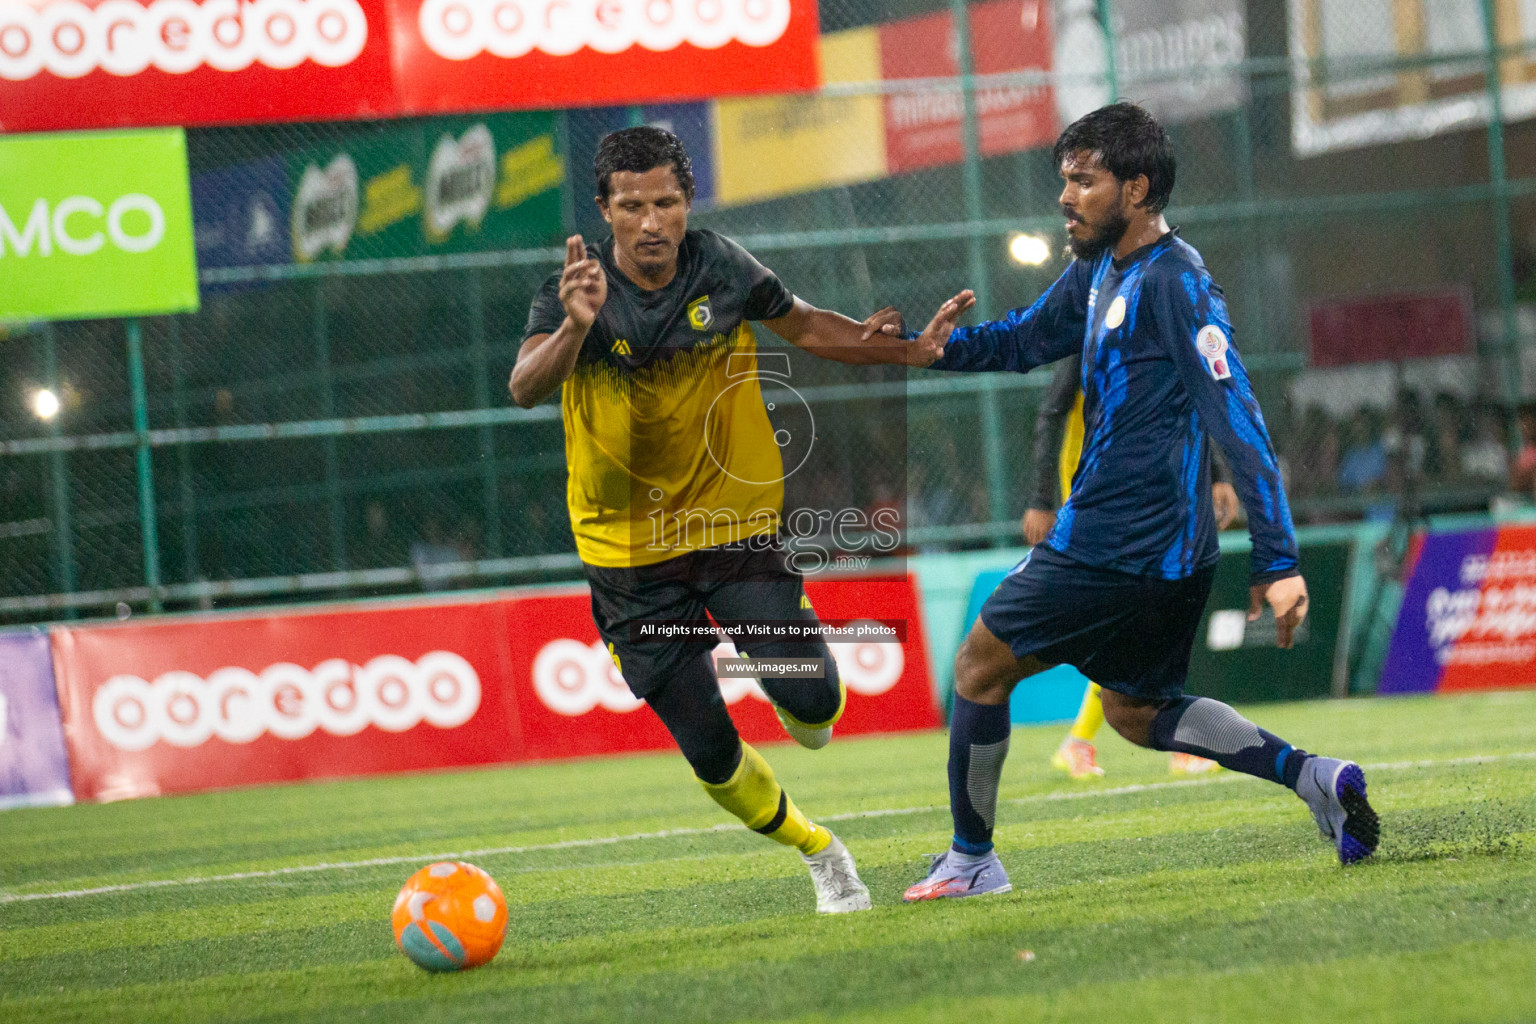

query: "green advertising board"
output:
1184 540 1354 705
287 112 566 264
0 130 198 320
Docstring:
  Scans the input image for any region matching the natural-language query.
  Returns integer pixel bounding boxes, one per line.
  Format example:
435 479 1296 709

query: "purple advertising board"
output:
1380 525 1536 694
0 630 74 809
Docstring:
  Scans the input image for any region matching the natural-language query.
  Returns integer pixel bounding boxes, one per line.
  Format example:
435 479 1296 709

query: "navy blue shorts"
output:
979 545 1217 702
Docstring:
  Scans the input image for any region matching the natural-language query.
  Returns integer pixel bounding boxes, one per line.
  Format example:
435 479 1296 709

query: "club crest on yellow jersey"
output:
688 295 714 331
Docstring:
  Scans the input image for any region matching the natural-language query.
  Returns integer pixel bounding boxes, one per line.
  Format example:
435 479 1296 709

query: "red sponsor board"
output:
51 574 938 800
0 0 819 132
507 575 939 761
878 0 1054 174
51 598 520 801
0 0 398 132
391 0 820 115
1307 289 1473 368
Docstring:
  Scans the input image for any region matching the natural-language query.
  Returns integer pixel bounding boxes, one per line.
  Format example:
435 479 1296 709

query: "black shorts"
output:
979 544 1216 702
584 540 821 700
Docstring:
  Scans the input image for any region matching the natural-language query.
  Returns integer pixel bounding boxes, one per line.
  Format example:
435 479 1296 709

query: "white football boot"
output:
802 832 873 913
773 702 834 750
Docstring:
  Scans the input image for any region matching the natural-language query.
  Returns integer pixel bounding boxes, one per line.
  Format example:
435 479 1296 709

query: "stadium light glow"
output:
31 389 61 421
1008 233 1051 266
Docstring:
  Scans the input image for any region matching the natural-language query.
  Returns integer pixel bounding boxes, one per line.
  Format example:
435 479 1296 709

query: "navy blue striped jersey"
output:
930 230 1298 583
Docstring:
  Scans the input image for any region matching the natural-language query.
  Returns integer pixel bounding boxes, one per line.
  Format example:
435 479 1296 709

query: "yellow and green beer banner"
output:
0 129 199 321
283 111 566 264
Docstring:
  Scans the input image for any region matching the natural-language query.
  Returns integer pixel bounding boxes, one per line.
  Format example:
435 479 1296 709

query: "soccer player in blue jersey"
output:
900 103 1379 901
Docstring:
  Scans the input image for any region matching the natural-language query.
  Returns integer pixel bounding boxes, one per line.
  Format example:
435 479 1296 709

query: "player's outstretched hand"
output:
559 235 606 329
909 290 975 367
1211 482 1240 529
1249 575 1309 649
1022 508 1055 545
860 306 906 345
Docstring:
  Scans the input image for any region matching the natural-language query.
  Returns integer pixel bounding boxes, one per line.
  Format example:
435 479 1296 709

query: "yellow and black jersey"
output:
523 229 796 568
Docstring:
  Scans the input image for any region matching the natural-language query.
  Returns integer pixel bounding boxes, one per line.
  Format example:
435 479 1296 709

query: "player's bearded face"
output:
1058 153 1130 261
599 166 691 281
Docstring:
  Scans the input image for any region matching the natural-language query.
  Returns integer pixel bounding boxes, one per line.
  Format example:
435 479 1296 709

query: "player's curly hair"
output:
1052 103 1176 214
594 126 696 204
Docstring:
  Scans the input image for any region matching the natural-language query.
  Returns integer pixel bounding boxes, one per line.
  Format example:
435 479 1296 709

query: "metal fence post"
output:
169 316 200 585
126 319 163 611
42 323 77 604
950 0 1008 534
1481 0 1523 446
314 279 349 572
468 269 503 558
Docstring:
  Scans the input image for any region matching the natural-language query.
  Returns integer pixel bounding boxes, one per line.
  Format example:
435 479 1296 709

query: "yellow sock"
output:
1067 682 1105 742
700 742 831 855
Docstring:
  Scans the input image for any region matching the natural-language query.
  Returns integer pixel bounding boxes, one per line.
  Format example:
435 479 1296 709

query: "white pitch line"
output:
3 748 1532 907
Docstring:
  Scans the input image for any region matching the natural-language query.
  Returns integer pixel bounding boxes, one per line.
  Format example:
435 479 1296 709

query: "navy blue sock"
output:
948 695 1012 854
1151 696 1309 789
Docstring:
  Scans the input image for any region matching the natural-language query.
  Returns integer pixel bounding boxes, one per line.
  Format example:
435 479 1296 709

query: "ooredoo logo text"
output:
532 625 903 716
0 0 369 81
91 651 481 751
416 0 791 61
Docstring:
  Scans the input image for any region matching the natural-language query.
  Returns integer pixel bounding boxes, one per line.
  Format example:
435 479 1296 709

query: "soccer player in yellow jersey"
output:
511 127 963 913
1024 353 1239 778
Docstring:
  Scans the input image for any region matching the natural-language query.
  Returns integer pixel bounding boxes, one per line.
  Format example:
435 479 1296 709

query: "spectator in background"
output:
411 512 469 590
1288 405 1333 498
1511 404 1536 496
1383 387 1427 481
1461 402 1510 486
1338 408 1387 493
1424 391 1466 484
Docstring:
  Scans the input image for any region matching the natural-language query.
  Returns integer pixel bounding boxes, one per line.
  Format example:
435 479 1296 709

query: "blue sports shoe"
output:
902 850 1012 901
1296 756 1379 864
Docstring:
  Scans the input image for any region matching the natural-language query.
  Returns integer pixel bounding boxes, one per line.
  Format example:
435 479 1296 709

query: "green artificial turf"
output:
3 690 1534 1023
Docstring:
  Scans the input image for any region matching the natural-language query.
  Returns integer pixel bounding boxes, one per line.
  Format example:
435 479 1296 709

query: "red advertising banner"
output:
507 575 940 762
0 0 820 132
51 598 520 801
0 0 398 132
878 0 1054 174
51 574 938 801
1308 289 1473 368
391 0 820 115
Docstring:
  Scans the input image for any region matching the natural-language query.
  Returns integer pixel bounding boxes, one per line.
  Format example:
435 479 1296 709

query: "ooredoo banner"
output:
51 574 938 800
391 0 820 114
1381 526 1536 694
0 630 74 810
51 598 519 800
0 0 820 132
0 0 398 132
508 575 939 761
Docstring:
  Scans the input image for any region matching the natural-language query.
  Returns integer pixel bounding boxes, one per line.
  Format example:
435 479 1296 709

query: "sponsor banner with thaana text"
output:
286 111 564 263
0 630 74 810
1382 526 1536 694
0 129 198 320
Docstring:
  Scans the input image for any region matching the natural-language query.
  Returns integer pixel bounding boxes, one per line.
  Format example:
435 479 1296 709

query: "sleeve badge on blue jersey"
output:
1196 324 1232 380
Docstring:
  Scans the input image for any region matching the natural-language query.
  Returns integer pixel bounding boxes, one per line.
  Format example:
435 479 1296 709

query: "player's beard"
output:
1066 199 1130 261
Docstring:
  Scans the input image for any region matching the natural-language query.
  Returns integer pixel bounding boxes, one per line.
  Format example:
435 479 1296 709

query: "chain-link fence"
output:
3 0 1535 622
